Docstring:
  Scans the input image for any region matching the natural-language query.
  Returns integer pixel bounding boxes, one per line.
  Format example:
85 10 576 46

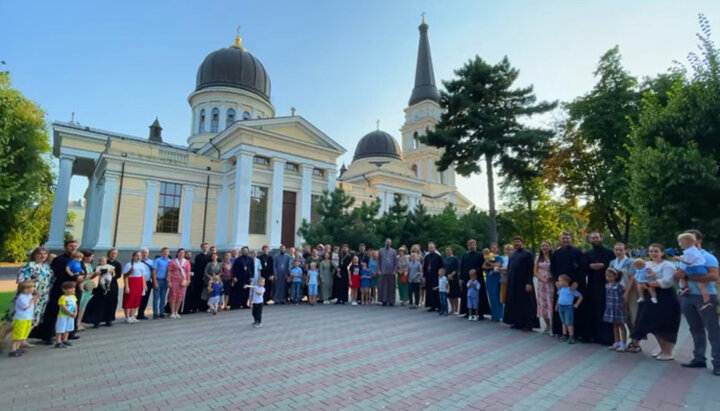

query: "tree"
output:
0 71 54 259
424 56 556 242
378 195 410 246
546 47 640 243
297 188 355 247
405 202 433 248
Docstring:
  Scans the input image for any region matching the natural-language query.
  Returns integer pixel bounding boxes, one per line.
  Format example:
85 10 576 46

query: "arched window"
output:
242 111 251 120
199 109 206 133
226 108 236 128
210 107 220 132
411 164 418 177
413 131 420 150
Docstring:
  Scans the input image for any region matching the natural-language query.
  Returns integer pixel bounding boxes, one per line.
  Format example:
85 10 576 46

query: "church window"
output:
156 182 182 233
242 111 251 120
249 185 268 234
312 168 324 177
210 108 220 132
311 194 322 223
199 109 206 133
284 162 299 172
226 108 236 128
411 164 418 177
413 131 420 150
253 156 270 166
440 172 445 185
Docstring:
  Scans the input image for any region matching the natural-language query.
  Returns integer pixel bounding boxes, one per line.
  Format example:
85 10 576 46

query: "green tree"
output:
546 46 640 243
428 203 462 251
378 195 410 246
297 188 355 247
0 71 54 259
405 202 432 248
348 199 382 249
424 56 556 242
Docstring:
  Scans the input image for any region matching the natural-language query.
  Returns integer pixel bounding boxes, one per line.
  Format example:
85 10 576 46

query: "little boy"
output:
307 262 319 305
633 259 657 304
207 275 223 315
95 256 115 294
65 251 83 278
556 274 583 344
675 233 710 309
245 277 266 328
466 270 481 321
434 268 449 316
8 281 38 357
56 281 78 348
360 262 372 305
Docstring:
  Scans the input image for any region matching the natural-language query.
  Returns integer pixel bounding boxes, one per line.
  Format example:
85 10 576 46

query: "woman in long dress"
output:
535 242 554 334
167 249 191 319
318 252 334 303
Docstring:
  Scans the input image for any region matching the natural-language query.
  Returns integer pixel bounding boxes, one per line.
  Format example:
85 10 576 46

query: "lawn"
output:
0 291 13 313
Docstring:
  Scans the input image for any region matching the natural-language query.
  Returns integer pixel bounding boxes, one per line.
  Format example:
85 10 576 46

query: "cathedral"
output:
47 18 471 253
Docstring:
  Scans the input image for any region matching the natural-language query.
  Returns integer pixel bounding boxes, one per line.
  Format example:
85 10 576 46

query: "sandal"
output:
626 343 642 353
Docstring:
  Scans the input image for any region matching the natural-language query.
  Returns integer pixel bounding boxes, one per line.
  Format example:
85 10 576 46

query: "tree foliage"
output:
0 72 54 260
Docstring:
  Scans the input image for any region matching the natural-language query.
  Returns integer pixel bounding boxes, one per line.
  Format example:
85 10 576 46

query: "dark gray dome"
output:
353 130 402 162
196 46 271 102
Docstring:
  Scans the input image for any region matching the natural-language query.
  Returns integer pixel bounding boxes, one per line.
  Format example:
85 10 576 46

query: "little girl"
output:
360 262 372 305
307 262 319 305
348 256 360 306
221 253 233 310
8 281 38 357
603 268 627 351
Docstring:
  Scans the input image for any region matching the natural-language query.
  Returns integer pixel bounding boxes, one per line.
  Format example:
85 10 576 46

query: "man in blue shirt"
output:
676 229 720 376
152 247 171 319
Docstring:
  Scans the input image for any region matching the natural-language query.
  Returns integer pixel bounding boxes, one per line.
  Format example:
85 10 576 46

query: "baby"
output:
482 248 496 263
675 232 710 309
634 259 657 304
94 257 115 294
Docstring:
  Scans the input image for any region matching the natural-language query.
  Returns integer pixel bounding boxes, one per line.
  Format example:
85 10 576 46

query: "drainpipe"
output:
112 160 125 247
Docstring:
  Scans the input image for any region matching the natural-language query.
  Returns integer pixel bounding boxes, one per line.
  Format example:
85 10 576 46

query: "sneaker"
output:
7 350 22 357
559 335 569 342
256 323 263 328
568 336 576 344
63 341 72 347
54 343 67 349
616 343 626 352
651 297 658 304
126 318 133 324
636 297 645 303
701 302 713 311
608 343 619 350
351 301 358 306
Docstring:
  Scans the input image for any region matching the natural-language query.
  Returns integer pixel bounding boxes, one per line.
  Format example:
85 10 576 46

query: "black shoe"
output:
426 308 436 312
7 350 22 357
92 323 100 329
136 316 149 320
68 334 80 340
54 343 67 349
682 359 707 368
63 341 72 347
105 322 113 327
40 339 53 346
152 314 159 319
159 314 166 319
382 302 387 307
713 366 720 376
567 336 576 344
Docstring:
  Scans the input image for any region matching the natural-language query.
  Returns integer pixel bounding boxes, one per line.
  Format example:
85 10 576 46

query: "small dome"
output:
196 46 271 102
353 130 402 162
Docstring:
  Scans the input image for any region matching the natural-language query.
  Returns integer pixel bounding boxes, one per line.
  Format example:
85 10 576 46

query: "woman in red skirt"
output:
122 251 147 324
167 249 190 319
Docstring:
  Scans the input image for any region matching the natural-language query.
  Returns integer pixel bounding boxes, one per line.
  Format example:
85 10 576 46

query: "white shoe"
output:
351 301 358 306
126 318 133 324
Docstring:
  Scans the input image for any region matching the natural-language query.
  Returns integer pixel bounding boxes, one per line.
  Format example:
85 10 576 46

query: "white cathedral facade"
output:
47 19 471 253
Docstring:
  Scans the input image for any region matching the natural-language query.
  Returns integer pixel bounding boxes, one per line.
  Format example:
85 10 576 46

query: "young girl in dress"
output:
603 268 627 352
349 255 361 306
221 253 233 310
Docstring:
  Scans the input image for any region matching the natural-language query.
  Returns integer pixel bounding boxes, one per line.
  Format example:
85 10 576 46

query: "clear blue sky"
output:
3 0 719 208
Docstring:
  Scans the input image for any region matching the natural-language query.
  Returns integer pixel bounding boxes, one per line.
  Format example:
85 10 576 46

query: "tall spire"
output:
408 15 440 106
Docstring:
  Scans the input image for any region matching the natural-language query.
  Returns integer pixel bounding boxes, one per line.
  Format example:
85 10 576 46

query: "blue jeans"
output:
439 292 448 315
291 282 302 303
558 304 574 326
153 279 168 316
486 272 503 321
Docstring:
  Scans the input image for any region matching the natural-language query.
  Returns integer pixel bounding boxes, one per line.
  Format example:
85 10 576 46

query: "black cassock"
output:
584 245 616 345
460 251 490 316
258 253 274 303
230 255 254 308
503 248 540 329
550 246 586 337
333 253 352 303
423 252 443 310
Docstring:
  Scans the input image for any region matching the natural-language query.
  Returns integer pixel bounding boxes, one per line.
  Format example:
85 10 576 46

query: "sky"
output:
3 0 720 208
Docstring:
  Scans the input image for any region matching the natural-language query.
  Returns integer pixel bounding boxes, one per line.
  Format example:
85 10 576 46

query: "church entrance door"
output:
281 191 296 247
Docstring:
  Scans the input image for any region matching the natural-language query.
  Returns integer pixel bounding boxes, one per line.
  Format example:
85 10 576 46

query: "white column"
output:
140 180 158 248
95 176 118 249
426 158 433 182
408 195 417 211
269 158 286 248
47 155 74 250
86 180 101 248
214 169 230 248
219 103 227 130
378 190 387 216
81 176 98 247
415 160 422 179
300 165 312 223
385 191 393 213
231 152 253 248
326 168 336 193
180 185 195 249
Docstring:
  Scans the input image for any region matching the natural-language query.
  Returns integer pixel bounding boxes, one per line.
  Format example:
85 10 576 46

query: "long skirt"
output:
632 287 681 344
536 280 554 320
378 274 396 304
398 275 409 302
168 272 186 305
333 274 349 303
319 273 333 301
486 272 503 321
122 277 143 309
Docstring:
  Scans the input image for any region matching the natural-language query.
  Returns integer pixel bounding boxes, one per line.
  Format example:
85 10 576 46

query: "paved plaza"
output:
0 303 718 411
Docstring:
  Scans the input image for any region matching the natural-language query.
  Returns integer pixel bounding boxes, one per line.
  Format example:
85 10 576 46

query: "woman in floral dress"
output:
2 247 53 342
534 241 554 335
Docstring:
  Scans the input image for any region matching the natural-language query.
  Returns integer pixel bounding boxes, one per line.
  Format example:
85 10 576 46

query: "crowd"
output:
1 230 719 376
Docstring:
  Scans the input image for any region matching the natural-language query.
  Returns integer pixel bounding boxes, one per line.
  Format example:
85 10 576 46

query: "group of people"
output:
2 230 719 377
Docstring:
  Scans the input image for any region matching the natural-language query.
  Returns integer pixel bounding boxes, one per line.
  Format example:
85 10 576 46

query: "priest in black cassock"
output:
584 232 616 345
503 237 539 330
460 239 490 318
423 242 443 311
550 232 586 337
230 246 254 309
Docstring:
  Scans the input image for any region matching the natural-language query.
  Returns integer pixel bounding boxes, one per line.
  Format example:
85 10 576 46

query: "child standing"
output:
349 256 361 306
207 275 223 315
466 270 481 321
245 277 266 328
555 274 583 344
407 253 423 308
307 262 319 305
603 268 627 351
674 233 710 309
360 262 372 305
8 281 38 357
633 259 657 304
55 282 78 348
289 259 303 304
434 268 449 316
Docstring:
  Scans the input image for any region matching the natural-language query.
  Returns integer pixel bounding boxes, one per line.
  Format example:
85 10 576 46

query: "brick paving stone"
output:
0 304 717 410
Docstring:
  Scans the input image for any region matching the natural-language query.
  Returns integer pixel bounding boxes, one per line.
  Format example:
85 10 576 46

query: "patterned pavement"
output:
0 303 718 411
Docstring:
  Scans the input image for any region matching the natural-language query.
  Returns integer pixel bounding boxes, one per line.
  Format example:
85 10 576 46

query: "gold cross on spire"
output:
234 25 246 50
421 11 426 24
376 119 380 130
